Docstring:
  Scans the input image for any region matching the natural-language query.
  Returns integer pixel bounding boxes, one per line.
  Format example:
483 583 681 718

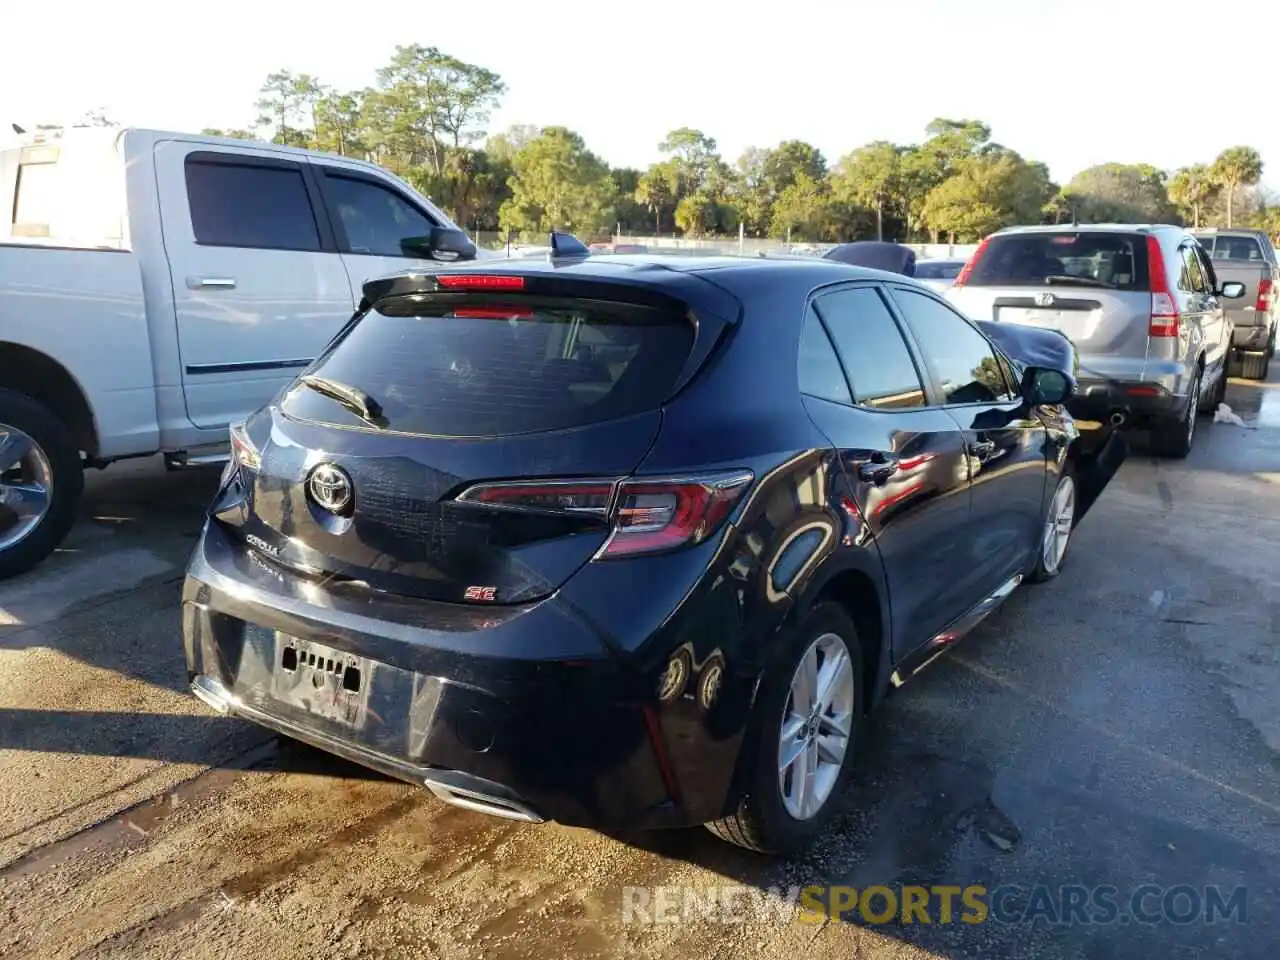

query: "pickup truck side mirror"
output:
1217 281 1246 300
400 228 477 262
1021 366 1074 406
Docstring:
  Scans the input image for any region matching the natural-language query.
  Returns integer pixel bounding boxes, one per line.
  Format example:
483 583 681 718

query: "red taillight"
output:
952 235 992 288
435 274 525 291
1256 277 1273 312
456 471 754 558
452 306 535 319
1146 235 1180 337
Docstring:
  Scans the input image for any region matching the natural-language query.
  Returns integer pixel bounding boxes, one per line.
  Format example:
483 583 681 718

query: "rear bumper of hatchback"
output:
1072 377 1186 428
181 520 701 832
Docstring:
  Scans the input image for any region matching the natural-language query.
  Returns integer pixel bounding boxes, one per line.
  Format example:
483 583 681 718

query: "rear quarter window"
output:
282 295 695 437
969 232 1148 291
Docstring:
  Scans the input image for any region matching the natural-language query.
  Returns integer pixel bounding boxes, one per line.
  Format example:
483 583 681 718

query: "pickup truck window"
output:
185 158 321 251
1201 236 1265 262
321 172 438 258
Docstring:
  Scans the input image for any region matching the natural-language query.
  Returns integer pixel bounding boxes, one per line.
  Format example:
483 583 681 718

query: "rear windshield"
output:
915 261 964 280
282 294 695 437
967 232 1147 291
1197 235 1264 262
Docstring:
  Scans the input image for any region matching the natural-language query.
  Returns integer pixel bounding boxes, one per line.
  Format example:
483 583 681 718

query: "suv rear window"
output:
1198 235 1265 262
967 232 1148 291
282 295 695 437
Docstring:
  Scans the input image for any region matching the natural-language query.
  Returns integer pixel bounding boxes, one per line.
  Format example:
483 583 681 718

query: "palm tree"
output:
1211 147 1264 228
1168 164 1216 228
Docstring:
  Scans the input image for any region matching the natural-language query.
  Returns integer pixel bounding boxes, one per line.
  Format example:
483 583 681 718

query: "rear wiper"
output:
299 374 385 427
1042 275 1115 289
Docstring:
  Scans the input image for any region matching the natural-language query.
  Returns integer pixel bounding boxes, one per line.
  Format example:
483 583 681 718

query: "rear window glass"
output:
1199 236 1264 262
967 233 1147 291
282 295 694 437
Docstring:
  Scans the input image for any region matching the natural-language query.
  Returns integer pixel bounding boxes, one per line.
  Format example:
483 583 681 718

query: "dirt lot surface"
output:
3 372 1279 960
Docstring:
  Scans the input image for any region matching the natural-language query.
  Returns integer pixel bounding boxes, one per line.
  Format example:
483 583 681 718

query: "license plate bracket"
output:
270 633 375 730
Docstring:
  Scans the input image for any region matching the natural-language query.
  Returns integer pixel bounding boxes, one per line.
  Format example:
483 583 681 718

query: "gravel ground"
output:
2 370 1278 960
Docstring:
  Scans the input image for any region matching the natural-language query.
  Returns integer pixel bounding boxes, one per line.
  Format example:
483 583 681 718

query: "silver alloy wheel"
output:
1041 474 1076 576
0 424 54 552
777 631 856 821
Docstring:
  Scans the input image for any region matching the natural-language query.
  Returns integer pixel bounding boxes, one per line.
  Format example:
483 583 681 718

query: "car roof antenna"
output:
549 230 590 259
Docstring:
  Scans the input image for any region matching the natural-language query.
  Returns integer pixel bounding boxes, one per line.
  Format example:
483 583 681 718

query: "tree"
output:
899 119 996 239
921 151 1053 241
1064 163 1177 224
659 127 720 194
1211 146 1264 228
499 127 616 237
732 146 773 236
610 167 649 234
769 174 865 241
366 44 506 176
313 91 365 156
635 161 680 233
832 141 903 241
485 124 541 163
255 70 311 146
1168 164 1218 229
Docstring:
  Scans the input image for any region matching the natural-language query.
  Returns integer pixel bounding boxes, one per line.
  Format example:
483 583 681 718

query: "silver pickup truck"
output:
1191 228 1278 380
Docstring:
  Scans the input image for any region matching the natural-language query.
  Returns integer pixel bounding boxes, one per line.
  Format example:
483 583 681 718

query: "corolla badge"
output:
307 463 354 514
1034 291 1056 307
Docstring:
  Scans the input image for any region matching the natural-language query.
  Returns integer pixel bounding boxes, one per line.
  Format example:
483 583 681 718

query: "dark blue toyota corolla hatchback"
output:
182 247 1124 853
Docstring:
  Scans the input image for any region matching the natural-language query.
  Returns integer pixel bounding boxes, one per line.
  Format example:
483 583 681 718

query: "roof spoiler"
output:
822 241 917 277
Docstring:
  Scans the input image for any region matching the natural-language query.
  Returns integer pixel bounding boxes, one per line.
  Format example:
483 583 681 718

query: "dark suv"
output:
181 252 1124 853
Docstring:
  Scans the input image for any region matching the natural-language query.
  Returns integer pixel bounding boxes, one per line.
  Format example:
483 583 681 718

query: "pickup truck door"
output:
305 161 457 305
154 140 355 430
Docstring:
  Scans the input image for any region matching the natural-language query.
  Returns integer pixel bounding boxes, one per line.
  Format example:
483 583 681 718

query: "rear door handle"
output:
857 451 899 485
187 276 237 289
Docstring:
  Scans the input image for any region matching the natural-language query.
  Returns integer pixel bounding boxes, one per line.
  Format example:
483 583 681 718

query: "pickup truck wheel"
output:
0 390 84 579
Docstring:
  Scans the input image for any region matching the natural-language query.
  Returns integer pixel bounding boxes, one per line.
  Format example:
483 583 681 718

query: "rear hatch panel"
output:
223 268 738 605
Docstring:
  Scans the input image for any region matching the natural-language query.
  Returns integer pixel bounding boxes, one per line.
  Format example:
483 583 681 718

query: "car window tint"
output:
324 173 436 257
968 231 1144 291
797 306 853 404
892 289 1017 404
284 295 694 437
813 287 926 410
185 159 320 251
1180 246 1207 293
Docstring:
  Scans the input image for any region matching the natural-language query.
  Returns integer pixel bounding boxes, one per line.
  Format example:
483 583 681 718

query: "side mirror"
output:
400 227 477 262
1022 366 1074 406
1218 281 1246 300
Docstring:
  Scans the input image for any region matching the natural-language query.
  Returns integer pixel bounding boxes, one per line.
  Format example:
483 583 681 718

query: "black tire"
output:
1026 464 1077 584
0 390 84 580
1201 357 1229 413
1240 350 1269 381
705 603 865 854
1151 366 1201 459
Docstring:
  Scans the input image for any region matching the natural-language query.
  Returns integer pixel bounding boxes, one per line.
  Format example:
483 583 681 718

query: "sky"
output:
4 0 1278 188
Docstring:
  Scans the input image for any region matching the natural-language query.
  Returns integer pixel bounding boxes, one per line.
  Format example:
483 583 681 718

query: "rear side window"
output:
282 295 694 437
1203 235 1264 262
968 232 1147 291
797 307 853 404
185 158 321 251
813 287 926 410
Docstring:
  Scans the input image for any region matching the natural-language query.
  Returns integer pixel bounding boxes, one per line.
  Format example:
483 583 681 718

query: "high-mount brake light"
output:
455 471 754 558
435 275 525 291
1146 235 1180 338
952 235 992 287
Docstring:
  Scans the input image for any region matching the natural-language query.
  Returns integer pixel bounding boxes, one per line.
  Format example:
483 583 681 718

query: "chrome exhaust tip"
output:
191 675 234 714
424 780 546 824
1108 409 1128 428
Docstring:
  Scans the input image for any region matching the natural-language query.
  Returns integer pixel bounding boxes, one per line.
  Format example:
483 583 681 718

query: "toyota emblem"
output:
307 463 354 515
1034 291 1056 307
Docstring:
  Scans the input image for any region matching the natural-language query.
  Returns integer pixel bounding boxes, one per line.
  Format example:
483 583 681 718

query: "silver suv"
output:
946 225 1244 457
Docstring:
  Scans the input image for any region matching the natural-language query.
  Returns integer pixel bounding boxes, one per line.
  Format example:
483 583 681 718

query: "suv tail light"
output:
456 470 754 558
1256 277 1273 312
952 235 992 288
1146 235 1180 337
